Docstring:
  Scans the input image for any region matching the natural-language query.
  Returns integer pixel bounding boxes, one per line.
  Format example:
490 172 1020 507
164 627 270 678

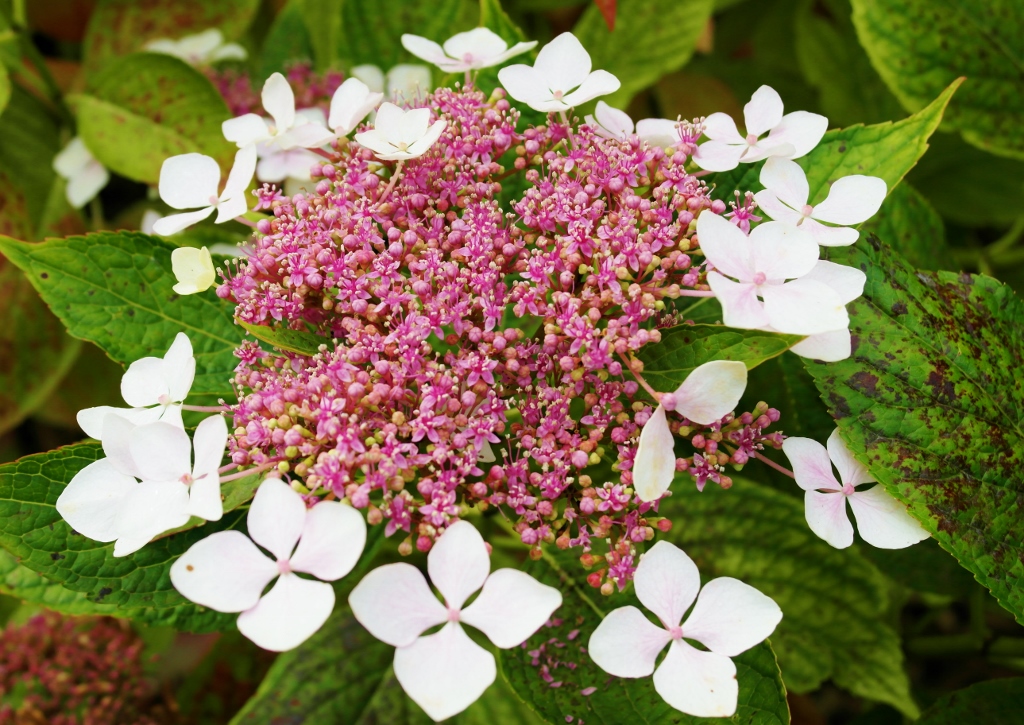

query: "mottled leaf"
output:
0 86 61 230
0 547 118 616
860 182 950 272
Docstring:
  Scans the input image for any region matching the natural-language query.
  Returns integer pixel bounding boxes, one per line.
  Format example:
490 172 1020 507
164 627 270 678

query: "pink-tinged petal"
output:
592 101 633 139
761 278 848 335
237 574 335 652
460 568 562 649
222 114 271 147
781 436 842 492
653 639 739 718
277 122 335 150
401 34 449 66
701 112 744 144
634 541 701 628
802 261 866 305
152 207 215 236
692 140 745 172
289 501 367 580
752 189 802 224
706 273 771 330
188 472 222 521
804 490 854 549
827 428 874 486
802 218 861 247
743 85 784 137
349 563 447 646
765 110 828 158
636 118 679 148
534 32 591 93
443 28 506 63
812 175 888 225
158 153 220 209
56 459 137 542
101 413 144 479
247 477 306 561
633 406 677 503
497 64 551 107
759 157 809 209
257 149 317 182
428 520 490 609
487 40 538 68
170 530 277 612
121 356 168 408
163 332 195 403
405 119 447 158
77 405 163 440
262 72 296 132
749 221 819 282
673 360 748 426
130 421 191 482
848 486 930 549
681 577 782 656
560 70 621 107
112 481 191 556
65 161 109 209
587 606 671 677
220 143 257 203
790 328 852 362
696 211 755 281
191 414 227 482
393 622 496 722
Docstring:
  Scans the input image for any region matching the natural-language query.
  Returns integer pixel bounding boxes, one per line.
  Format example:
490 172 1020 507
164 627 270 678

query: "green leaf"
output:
0 547 118 616
82 0 261 76
0 231 241 398
859 182 949 272
0 85 60 230
806 236 1024 624
660 478 918 716
258 0 314 82
0 443 238 631
500 551 790 724
0 63 9 117
573 0 714 108
850 0 1024 160
480 0 527 44
238 320 328 357
338 0 476 69
859 539 976 598
917 677 1024 724
296 0 343 70
636 324 802 392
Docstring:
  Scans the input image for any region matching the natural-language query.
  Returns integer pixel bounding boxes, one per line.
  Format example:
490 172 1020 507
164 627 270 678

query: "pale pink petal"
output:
112 481 191 556
289 501 367 580
247 477 306 561
121 357 168 408
349 563 447 646
262 72 296 132
65 161 109 209
534 32 591 94
761 278 848 335
633 405 677 503
673 360 747 426
802 218 861 247
765 110 828 158
587 606 671 677
169 530 278 612
749 221 819 282
701 112 744 144
781 436 842 492
162 332 195 403
460 568 562 648
371 102 404 142
743 86 784 137
752 189 802 224
812 175 887 225
681 577 782 656
653 640 739 718
759 157 809 209
636 118 679 148
56 459 137 542
214 192 248 223
497 64 551 107
428 520 490 609
560 70 621 108
826 428 874 486
592 101 633 139
237 573 335 651
848 486 930 549
158 154 221 209
707 273 771 330
152 207 215 236
696 211 755 281
257 149 317 182
442 28 506 64
353 129 398 158
789 328 852 362
804 490 854 548
634 541 701 628
129 421 191 482
401 34 449 66
222 114 271 147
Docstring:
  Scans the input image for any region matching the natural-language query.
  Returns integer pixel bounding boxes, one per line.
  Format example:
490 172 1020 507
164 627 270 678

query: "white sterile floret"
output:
255 107 328 182
754 157 888 246
354 102 447 161
152 144 256 236
782 430 930 549
171 246 217 295
697 211 848 335
584 103 679 149
498 32 620 113
77 332 195 438
144 29 247 66
222 72 335 151
402 28 536 73
589 541 782 717
782 260 867 362
349 521 562 721
53 137 109 209
329 78 384 136
634 360 748 502
171 478 367 651
693 85 828 172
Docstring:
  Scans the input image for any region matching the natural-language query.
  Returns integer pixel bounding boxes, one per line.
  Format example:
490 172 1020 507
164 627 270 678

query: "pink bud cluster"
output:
207 62 345 118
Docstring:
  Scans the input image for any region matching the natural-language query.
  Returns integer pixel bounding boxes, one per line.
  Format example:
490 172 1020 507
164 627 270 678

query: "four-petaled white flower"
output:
693 85 828 172
782 430 930 549
754 157 887 247
354 102 447 161
171 246 217 295
584 102 679 149
498 32 620 113
53 137 109 209
328 77 384 136
401 28 536 73
698 211 847 335
782 260 866 362
589 541 782 718
152 145 256 236
77 332 195 438
171 477 367 651
349 520 562 721
144 29 247 66
222 72 335 152
634 360 748 502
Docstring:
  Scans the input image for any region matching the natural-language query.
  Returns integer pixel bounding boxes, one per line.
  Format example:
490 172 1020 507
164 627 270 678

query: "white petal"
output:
533 32 591 94
707 273 770 330
848 486 930 549
759 157 809 210
636 118 679 148
801 260 865 305
101 413 144 479
188 472 223 522
761 278 848 335
765 110 828 159
152 207 215 236
162 332 195 403
497 64 552 108
386 64 432 100
368 102 403 143
237 573 336 652
354 128 398 158
289 501 367 581
129 421 191 482
262 72 296 132
634 541 701 628
559 70 621 108
209 42 247 62
812 175 888 225
277 122 335 150
401 34 449 67
781 436 842 492
460 568 562 648
405 119 447 158
247 477 306 561
443 27 506 64
743 85 784 137
220 143 257 202
256 149 316 182
393 622 496 722
192 413 227 479
171 247 216 295
692 140 746 171
673 360 747 426
56 459 137 542
653 640 739 718
170 530 278 611
789 328 852 362
53 137 92 177
222 114 272 147
485 40 538 68
593 101 633 139
394 107 432 147
633 406 677 503
77 405 162 440
827 428 875 486
112 481 191 556
348 563 448 647
428 520 490 609
158 154 221 210
65 161 109 209
752 189 802 224
804 490 854 548
802 218 861 247
681 577 782 656
696 210 755 282
587 606 671 677
749 221 819 282
352 64 385 93
329 78 382 135
701 112 744 144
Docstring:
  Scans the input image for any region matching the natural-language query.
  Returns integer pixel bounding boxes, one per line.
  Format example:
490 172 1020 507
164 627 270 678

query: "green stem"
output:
987 216 1024 257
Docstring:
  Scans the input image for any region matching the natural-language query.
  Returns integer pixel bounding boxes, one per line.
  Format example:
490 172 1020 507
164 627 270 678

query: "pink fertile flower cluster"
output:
207 62 345 118
217 85 782 590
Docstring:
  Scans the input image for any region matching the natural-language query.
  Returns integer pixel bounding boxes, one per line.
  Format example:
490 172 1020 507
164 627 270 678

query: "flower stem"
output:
181 404 229 413
753 451 795 479
220 462 278 483
378 160 404 204
674 289 716 297
312 147 335 160
618 352 660 401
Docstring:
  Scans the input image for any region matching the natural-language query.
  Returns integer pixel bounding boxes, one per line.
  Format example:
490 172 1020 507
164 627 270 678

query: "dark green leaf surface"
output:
917 677 1024 724
338 0 476 69
0 547 118 616
860 182 950 272
0 86 61 230
258 0 314 82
